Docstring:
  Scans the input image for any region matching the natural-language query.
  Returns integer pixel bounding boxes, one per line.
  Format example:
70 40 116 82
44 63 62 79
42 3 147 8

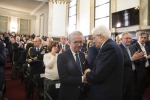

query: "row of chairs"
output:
18 63 60 100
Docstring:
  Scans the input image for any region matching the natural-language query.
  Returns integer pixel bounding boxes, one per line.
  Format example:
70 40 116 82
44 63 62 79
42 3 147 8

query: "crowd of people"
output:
0 25 150 100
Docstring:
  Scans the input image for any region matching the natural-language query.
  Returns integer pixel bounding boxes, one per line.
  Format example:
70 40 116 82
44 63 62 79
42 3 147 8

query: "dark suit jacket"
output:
12 42 24 61
57 49 87 100
58 44 70 52
86 39 124 100
87 45 99 70
145 40 150 51
120 44 134 85
130 39 137 45
18 49 28 64
26 46 47 75
130 42 150 76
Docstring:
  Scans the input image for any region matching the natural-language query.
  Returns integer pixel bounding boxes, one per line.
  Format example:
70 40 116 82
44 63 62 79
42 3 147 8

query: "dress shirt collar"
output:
100 39 109 49
122 43 129 49
137 41 145 47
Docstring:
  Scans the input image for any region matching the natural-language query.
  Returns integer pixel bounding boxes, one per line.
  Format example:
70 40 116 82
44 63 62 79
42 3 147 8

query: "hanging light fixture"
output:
49 0 72 4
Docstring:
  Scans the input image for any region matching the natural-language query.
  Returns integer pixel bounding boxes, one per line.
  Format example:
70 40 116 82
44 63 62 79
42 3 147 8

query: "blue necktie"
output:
75 53 81 72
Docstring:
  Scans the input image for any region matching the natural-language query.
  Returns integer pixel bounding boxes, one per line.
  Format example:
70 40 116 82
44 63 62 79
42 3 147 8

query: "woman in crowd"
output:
43 41 59 100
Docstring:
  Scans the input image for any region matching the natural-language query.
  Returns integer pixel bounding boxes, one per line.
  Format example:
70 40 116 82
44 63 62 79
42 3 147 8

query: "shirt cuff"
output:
82 76 84 83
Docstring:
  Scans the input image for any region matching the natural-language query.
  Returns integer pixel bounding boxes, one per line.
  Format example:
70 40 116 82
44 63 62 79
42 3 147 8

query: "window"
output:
20 19 28 34
0 16 8 32
94 0 110 28
68 0 77 33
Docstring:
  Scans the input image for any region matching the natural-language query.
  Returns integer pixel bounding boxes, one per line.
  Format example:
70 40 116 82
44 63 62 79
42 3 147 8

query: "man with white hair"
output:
84 25 124 100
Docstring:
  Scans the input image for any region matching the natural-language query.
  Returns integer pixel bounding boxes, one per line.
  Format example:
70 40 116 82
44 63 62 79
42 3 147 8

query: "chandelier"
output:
49 0 72 4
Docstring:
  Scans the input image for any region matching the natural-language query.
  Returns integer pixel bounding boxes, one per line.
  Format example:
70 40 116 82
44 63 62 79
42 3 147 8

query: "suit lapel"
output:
120 44 130 58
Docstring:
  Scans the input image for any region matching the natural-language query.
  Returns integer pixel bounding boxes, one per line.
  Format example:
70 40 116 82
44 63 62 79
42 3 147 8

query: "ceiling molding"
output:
30 2 46 15
0 7 36 20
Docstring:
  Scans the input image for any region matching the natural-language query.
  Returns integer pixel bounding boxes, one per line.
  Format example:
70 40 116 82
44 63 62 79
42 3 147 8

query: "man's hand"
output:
83 68 91 83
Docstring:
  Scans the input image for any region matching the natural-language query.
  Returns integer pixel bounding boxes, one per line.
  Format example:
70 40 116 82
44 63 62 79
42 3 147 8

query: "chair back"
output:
47 80 60 100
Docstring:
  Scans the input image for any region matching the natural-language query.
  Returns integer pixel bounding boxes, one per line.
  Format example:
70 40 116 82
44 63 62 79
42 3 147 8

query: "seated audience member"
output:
43 41 59 100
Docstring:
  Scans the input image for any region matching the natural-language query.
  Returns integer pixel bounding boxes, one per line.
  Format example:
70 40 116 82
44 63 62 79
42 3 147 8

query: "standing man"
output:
58 36 70 52
120 32 144 100
11 36 24 79
84 25 124 100
57 31 88 100
131 32 150 100
26 37 47 100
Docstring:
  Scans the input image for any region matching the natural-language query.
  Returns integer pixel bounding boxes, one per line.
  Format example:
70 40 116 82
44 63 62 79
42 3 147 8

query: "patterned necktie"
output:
75 53 82 72
126 47 136 71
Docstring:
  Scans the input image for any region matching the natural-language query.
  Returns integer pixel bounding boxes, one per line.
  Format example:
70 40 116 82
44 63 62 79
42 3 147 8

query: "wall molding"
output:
0 7 36 20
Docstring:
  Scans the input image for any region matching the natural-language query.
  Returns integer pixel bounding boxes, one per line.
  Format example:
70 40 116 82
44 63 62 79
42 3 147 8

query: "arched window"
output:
94 0 110 28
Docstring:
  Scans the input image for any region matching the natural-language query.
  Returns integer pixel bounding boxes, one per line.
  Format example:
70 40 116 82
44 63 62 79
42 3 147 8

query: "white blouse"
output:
43 53 59 80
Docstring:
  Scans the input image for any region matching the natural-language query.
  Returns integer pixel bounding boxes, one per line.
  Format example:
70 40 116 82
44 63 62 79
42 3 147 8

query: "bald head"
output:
60 36 66 44
34 37 42 47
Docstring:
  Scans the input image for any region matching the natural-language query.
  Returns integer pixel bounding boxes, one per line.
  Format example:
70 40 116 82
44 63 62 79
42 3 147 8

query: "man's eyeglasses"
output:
122 38 132 40
73 41 83 45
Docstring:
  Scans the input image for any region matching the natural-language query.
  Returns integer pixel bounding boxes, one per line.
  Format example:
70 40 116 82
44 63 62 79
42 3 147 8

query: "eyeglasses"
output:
122 38 132 40
73 41 83 45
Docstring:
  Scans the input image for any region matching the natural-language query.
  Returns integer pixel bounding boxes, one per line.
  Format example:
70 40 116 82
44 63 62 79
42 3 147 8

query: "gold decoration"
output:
28 47 38 60
49 0 72 4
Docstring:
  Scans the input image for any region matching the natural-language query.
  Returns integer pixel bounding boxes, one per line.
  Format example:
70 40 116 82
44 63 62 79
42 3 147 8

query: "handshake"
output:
83 68 91 83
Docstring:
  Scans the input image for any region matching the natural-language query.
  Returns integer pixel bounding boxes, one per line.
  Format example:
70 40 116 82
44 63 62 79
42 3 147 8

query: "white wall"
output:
52 4 66 37
30 20 36 35
117 0 139 11
35 5 49 37
79 0 90 36
10 16 18 33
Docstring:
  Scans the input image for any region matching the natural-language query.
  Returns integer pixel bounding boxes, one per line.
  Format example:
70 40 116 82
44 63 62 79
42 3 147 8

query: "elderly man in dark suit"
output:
131 32 150 100
120 32 144 100
58 36 70 52
57 31 88 100
11 36 24 79
84 25 124 100
0 41 6 91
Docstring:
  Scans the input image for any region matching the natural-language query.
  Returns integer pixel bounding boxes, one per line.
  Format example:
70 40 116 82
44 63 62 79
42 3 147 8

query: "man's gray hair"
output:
91 25 111 39
68 31 83 42
121 32 130 38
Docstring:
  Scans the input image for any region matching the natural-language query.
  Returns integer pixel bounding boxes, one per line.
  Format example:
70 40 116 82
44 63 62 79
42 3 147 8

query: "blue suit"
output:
86 39 124 100
87 45 99 70
0 41 6 91
57 49 87 100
